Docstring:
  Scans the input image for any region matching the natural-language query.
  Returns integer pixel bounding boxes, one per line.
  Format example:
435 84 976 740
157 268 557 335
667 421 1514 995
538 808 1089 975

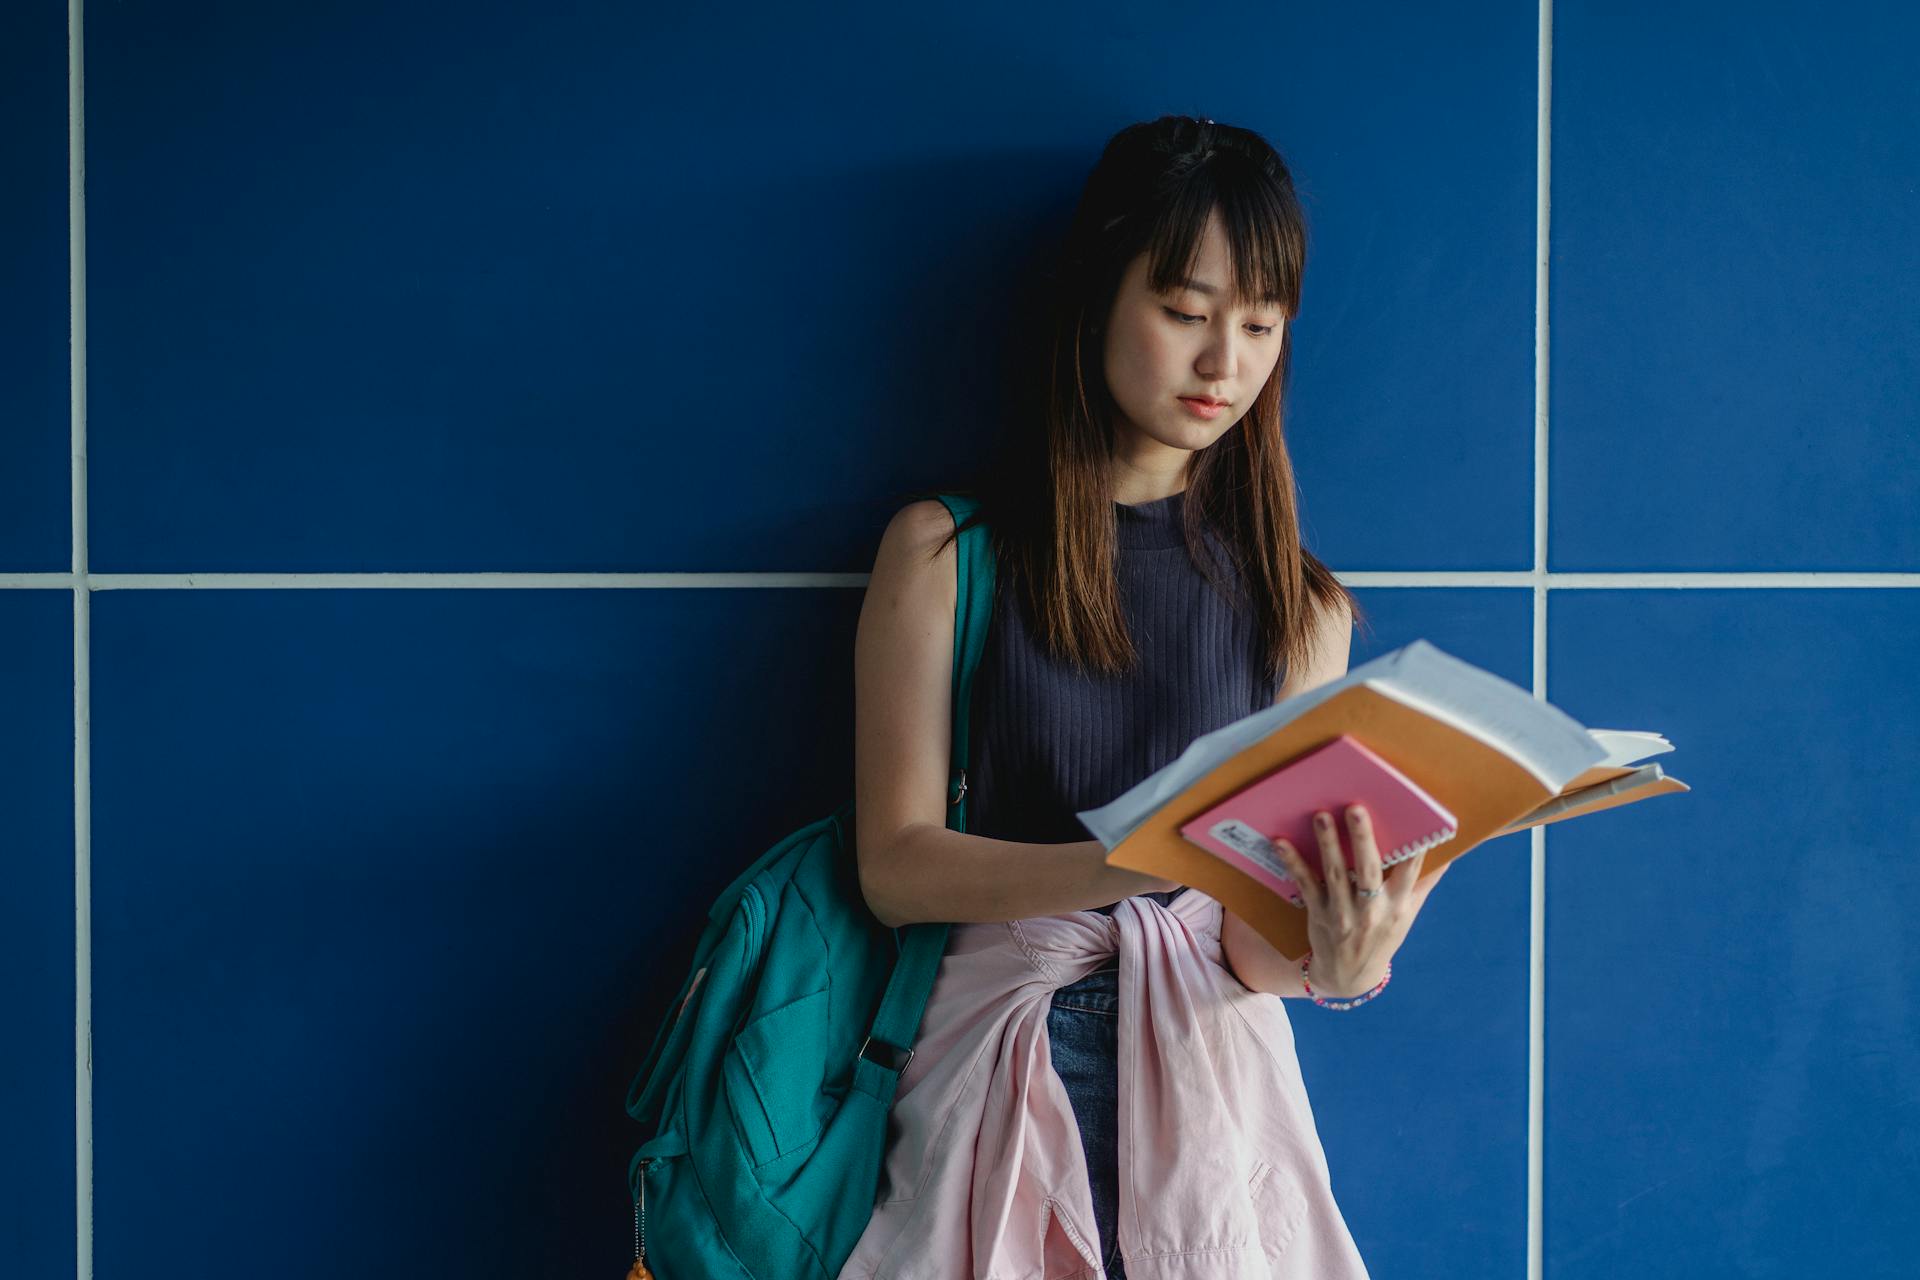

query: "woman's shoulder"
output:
878 499 959 564
866 499 961 611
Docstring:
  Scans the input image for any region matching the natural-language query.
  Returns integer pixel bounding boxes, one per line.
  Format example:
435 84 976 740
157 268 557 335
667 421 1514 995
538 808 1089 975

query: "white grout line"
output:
78 572 874 589
69 2 92 1277
0 569 1915 592
1480 572 1920 588
1531 1 1554 1277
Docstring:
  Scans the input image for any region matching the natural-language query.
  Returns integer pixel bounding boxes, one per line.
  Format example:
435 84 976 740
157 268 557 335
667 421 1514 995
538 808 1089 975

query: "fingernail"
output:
1349 806 1366 824
1315 812 1331 829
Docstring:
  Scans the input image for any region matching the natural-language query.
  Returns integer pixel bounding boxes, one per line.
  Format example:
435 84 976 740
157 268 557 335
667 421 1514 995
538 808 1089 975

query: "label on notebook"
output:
1203 819 1308 907
1206 819 1290 878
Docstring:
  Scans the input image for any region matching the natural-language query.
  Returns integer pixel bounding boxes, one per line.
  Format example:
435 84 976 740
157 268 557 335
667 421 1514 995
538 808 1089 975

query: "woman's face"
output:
1099 208 1287 469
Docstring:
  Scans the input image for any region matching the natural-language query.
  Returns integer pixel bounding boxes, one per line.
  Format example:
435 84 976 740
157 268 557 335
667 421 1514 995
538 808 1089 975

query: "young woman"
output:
839 116 1449 1279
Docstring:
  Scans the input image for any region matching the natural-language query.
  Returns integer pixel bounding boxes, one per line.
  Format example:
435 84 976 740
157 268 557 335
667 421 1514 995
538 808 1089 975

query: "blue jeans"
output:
1047 962 1127 1277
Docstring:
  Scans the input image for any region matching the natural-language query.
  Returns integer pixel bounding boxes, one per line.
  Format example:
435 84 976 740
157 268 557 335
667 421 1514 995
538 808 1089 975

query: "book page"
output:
1494 762 1672 833
1587 729 1675 769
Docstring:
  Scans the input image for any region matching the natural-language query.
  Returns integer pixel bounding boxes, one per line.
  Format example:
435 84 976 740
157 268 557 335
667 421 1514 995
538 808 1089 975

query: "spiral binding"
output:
1376 824 1457 870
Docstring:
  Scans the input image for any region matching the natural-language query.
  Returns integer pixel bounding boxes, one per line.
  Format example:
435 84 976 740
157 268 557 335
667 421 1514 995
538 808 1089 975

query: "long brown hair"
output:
903 114 1370 687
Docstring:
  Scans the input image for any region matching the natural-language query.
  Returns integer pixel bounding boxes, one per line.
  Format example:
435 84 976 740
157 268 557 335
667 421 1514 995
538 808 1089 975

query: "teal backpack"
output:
622 493 995 1280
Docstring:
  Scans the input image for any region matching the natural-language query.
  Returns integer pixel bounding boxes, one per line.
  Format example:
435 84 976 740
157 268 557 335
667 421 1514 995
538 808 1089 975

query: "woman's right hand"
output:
1268 802 1448 996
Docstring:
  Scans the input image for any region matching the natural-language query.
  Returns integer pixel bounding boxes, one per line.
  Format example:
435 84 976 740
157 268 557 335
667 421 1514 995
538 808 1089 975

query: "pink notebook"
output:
1176 734 1458 907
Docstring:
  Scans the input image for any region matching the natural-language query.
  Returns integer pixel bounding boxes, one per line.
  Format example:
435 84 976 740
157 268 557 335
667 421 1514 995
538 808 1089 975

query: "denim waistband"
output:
1050 962 1119 1014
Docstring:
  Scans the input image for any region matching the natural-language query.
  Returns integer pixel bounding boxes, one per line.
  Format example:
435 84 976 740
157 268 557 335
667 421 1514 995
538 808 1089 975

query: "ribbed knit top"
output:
965 489 1282 916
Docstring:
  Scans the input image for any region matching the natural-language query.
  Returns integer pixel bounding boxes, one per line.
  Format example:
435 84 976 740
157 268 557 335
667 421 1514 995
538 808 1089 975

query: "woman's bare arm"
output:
853 499 1177 929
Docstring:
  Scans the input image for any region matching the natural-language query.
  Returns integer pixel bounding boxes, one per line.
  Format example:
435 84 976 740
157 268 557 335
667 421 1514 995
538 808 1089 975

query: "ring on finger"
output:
1355 886 1383 899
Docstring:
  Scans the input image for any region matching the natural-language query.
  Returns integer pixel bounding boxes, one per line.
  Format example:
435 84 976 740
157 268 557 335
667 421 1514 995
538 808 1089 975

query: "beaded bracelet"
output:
1300 951 1392 1010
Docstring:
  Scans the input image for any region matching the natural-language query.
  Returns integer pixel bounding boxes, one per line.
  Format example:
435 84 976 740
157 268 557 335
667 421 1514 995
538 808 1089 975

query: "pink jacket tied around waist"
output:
835 888 1370 1280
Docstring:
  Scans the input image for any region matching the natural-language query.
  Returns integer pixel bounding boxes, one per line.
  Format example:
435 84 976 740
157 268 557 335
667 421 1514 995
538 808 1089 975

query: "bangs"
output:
1141 175 1304 319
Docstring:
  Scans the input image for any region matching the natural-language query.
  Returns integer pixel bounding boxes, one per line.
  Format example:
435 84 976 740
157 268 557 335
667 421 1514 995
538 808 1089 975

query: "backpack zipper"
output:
627 1158 652 1280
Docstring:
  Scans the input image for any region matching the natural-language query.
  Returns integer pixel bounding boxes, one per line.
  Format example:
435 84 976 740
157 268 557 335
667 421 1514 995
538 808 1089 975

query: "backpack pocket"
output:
723 985 834 1168
630 1147 757 1280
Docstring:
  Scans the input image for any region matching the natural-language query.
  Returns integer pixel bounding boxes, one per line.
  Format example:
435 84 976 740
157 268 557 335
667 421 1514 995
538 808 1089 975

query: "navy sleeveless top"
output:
965 489 1282 916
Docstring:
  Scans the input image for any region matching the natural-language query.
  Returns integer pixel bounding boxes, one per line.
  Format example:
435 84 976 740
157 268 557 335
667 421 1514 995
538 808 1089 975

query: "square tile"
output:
0 592 78 1277
84 1 1538 573
0 0 71 571
1546 588 1920 1276
1550 2 1920 570
90 587 861 1274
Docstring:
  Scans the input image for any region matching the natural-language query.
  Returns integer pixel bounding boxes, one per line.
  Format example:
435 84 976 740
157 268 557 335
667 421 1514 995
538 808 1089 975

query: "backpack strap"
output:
862 492 993 1071
938 492 991 834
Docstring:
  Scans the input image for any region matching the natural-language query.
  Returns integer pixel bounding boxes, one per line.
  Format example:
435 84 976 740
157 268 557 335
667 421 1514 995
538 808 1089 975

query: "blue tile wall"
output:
11 1 1915 1276
1551 0 1920 571
0 0 70 569
81 0 1536 573
0 593 77 1278
89 587 859 1276
1546 589 1920 1278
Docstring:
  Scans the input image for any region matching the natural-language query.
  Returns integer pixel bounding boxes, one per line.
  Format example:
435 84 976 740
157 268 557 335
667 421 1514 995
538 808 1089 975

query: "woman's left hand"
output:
1268 803 1449 998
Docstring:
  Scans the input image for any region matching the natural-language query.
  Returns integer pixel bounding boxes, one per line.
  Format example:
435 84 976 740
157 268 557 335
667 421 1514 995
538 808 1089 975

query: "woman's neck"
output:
1109 475 1190 505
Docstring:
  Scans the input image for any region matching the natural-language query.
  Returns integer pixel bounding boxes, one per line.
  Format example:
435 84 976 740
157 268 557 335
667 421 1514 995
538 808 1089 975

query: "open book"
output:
1075 639 1688 959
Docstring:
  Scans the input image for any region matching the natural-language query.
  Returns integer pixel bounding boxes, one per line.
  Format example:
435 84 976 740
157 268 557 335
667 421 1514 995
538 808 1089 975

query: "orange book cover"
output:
1097 684 1688 960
